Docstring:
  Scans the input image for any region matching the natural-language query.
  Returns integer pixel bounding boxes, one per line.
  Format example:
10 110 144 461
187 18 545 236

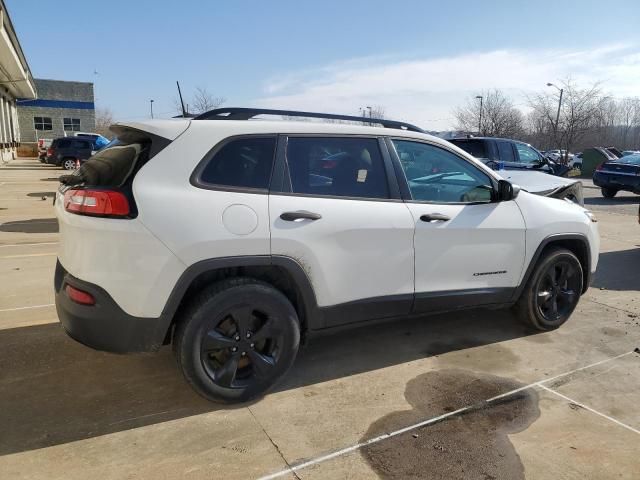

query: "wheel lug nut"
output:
250 343 255 348
234 335 240 341
246 332 251 338
231 347 238 352
241 351 246 356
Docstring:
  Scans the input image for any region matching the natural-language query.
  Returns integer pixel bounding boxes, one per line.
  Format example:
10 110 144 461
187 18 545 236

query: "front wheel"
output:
515 248 583 331
174 278 300 403
601 187 618 198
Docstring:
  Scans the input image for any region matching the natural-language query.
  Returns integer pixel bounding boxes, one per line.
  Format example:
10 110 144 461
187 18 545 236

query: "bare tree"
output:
94 108 114 138
191 87 225 114
173 87 225 115
455 90 524 138
528 80 605 161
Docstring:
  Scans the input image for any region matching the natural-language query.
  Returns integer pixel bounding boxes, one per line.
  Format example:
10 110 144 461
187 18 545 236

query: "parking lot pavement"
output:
1 158 639 479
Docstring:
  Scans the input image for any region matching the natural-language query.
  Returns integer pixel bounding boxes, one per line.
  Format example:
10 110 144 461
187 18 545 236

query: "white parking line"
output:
538 384 640 435
0 303 54 313
256 350 636 480
1 252 57 259
0 242 58 248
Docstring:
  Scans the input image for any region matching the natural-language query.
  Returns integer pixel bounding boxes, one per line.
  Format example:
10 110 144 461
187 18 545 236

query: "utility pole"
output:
475 95 483 135
150 99 154 119
366 106 372 126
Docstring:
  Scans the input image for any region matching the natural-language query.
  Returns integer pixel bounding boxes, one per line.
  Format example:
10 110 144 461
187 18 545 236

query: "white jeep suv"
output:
55 108 599 403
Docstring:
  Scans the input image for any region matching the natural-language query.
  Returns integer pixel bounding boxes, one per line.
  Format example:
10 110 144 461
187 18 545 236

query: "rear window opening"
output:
60 129 170 188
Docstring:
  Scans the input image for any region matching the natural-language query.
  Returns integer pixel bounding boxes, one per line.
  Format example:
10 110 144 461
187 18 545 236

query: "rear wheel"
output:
515 248 583 331
62 158 77 170
601 187 618 198
174 278 300 403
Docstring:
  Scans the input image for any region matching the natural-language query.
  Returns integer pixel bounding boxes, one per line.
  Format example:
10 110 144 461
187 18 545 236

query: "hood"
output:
496 170 578 194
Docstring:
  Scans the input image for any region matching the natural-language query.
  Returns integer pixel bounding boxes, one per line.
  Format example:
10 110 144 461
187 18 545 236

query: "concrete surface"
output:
1 158 639 479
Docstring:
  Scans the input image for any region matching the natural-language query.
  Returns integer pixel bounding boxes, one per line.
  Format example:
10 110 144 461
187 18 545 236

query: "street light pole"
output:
150 99 154 119
475 95 483 135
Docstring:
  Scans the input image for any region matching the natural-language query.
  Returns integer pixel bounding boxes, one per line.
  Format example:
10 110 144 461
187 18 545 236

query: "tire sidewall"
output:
524 249 583 330
177 282 300 403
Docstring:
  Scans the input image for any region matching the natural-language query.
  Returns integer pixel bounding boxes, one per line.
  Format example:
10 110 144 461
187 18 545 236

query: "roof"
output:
115 118 438 142
0 0 36 98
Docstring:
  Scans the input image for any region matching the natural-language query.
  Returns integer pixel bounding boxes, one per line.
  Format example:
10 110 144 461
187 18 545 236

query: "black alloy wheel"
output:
535 260 581 323
174 278 300 403
514 247 583 331
200 305 284 389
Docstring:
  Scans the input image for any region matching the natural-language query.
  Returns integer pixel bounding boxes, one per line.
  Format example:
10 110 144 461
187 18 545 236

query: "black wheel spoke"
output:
202 329 236 352
537 290 553 303
247 350 276 379
231 306 255 335
215 355 240 387
251 317 280 342
550 297 559 318
559 289 576 301
557 263 572 286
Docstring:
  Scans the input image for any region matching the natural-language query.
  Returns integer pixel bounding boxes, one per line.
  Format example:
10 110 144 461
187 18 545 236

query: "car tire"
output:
514 248 583 331
601 187 618 198
173 278 300 403
62 158 77 170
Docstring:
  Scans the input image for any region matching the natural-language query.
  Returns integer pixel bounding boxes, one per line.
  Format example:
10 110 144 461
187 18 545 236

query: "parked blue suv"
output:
449 137 570 177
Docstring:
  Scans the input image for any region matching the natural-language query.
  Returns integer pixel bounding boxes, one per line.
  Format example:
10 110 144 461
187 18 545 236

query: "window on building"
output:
63 118 81 131
34 117 53 131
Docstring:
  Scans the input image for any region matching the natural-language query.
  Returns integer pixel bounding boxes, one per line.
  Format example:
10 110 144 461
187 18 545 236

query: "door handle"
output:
420 213 450 222
280 210 322 221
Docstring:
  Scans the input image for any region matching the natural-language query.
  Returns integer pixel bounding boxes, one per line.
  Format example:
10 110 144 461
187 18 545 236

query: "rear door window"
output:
449 139 488 159
57 139 72 149
285 137 389 199
196 136 276 190
72 139 91 149
497 141 516 162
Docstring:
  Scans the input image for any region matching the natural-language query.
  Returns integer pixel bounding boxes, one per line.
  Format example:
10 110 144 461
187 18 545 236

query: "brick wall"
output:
18 106 96 142
17 79 96 143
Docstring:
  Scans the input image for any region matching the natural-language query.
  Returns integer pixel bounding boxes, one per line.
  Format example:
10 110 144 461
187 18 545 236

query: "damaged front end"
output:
496 170 584 206
535 181 584 206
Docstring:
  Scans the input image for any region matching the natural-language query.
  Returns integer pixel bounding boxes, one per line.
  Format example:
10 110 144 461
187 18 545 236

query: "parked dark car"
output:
593 154 640 198
44 137 94 170
448 137 570 176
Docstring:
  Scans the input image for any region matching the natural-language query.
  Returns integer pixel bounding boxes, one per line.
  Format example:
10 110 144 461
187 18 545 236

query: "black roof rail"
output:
192 107 425 133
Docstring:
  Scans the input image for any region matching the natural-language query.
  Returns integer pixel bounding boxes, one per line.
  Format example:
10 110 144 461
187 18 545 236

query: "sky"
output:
7 0 640 130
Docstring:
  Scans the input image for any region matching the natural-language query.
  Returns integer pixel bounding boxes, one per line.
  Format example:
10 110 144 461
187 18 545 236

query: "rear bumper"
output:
55 260 166 353
593 172 640 192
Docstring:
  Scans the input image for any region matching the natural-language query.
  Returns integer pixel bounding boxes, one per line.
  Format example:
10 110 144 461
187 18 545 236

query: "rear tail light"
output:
38 139 44 148
595 163 604 171
65 285 95 305
64 189 130 217
47 147 53 156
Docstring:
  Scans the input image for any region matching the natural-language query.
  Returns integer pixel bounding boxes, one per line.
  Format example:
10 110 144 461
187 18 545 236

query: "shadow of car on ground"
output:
592 248 640 291
0 218 59 234
0 308 535 455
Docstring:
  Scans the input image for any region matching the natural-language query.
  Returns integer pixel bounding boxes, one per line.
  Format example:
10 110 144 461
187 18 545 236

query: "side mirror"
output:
497 179 520 201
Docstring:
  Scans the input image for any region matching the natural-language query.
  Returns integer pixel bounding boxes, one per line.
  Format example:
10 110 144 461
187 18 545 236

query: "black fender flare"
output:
511 233 592 302
153 255 322 347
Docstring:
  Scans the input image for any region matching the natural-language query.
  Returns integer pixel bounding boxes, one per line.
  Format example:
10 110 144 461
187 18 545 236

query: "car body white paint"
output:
55 118 599 319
